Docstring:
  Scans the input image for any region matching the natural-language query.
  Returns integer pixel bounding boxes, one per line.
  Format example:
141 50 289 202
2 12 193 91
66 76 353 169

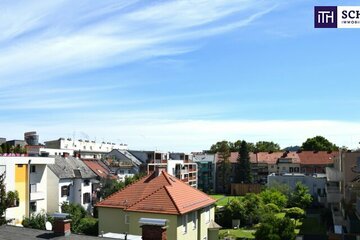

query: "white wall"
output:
58 179 74 212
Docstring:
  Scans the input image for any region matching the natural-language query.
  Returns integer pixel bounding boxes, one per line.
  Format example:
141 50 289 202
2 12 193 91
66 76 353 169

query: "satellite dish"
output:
45 221 53 231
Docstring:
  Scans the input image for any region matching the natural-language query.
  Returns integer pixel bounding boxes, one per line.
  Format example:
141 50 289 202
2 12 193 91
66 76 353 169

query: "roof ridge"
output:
125 185 169 210
97 172 155 206
161 171 173 185
163 185 181 214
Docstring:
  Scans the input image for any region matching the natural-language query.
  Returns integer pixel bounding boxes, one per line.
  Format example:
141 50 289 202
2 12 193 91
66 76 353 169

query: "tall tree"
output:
0 173 7 225
217 141 231 193
288 182 313 209
301 136 339 151
255 141 281 152
237 140 252 183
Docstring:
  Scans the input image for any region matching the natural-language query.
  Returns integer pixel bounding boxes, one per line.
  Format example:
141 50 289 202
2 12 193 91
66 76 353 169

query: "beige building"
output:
96 170 220 240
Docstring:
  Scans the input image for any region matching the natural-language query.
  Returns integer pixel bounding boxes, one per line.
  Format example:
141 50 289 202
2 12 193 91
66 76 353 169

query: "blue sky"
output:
1 0 360 151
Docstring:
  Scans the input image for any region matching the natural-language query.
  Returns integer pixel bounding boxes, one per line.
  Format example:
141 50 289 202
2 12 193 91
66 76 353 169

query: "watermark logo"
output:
314 6 337 28
315 6 360 28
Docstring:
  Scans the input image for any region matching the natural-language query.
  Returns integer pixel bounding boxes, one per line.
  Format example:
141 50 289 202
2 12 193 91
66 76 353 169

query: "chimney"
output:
139 218 167 240
52 213 71 236
62 152 69 158
155 165 167 176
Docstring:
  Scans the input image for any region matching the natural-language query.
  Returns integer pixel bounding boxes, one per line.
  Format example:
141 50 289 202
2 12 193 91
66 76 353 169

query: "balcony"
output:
326 167 342 182
331 203 346 226
30 191 45 201
326 184 342 203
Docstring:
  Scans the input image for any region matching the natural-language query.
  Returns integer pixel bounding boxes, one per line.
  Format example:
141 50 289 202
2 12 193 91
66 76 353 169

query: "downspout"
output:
28 159 31 218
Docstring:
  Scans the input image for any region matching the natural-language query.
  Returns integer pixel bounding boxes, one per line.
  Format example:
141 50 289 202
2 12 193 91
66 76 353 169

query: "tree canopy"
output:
288 182 313 209
301 136 338 151
209 140 280 153
255 215 296 240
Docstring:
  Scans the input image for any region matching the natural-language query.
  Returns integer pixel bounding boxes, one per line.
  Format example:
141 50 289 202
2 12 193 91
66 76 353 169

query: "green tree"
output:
0 173 20 225
99 177 125 200
61 202 87 233
0 173 7 225
260 189 288 210
288 182 313 209
255 141 281 152
77 217 98 236
242 193 263 225
236 140 252 183
209 140 231 153
301 136 338 151
217 141 231 193
255 215 296 240
285 207 305 225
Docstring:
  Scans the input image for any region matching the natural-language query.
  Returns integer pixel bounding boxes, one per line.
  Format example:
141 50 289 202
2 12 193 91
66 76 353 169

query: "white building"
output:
47 156 97 213
44 138 128 159
0 156 55 225
267 173 327 198
27 145 74 157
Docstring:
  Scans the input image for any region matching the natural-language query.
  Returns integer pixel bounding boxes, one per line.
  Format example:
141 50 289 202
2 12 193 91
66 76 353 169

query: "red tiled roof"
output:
217 151 336 165
82 160 115 179
297 151 338 165
96 171 215 215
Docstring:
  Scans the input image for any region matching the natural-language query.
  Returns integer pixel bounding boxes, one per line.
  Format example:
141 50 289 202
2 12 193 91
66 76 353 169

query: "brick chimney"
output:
62 152 69 158
53 219 71 236
52 213 71 236
139 218 167 240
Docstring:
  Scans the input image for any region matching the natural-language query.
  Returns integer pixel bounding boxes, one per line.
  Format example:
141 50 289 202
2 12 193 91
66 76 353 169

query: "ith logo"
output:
315 6 338 28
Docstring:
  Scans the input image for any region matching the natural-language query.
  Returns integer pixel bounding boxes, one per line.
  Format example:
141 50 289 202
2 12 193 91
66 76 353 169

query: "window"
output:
61 186 70 197
84 180 90 186
83 192 90 204
30 202 37 213
182 214 188 234
30 165 36 173
289 167 293 173
205 207 210 223
125 214 130 224
30 184 37 193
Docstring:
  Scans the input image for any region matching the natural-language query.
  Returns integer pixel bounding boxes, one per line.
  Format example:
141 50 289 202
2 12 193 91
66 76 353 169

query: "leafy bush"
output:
22 211 53 230
61 202 87 233
288 182 312 209
264 203 280 213
255 215 296 240
285 207 305 221
77 217 98 236
260 189 288 210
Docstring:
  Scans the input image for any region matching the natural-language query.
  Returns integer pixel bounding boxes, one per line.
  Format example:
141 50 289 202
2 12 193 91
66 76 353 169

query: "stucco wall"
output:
47 168 60 213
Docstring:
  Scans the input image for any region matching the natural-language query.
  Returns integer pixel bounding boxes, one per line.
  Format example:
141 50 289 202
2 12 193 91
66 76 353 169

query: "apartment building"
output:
215 151 337 193
147 152 197 188
0 156 55 225
44 138 127 159
193 153 216 193
324 151 360 236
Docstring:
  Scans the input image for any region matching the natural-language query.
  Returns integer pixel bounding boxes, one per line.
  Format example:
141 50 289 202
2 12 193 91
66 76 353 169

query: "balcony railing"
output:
326 184 342 203
30 191 45 201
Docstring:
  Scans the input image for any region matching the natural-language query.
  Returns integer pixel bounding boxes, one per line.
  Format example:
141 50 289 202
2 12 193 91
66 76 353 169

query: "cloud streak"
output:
0 0 276 87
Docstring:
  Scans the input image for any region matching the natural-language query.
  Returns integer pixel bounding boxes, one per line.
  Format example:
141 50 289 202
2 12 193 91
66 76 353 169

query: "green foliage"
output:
255 141 281 152
61 202 87 233
22 211 54 230
77 217 98 236
263 203 280 213
301 136 338 151
236 140 252 183
99 177 125 200
242 193 264 225
255 215 296 240
0 173 20 225
0 173 8 225
260 189 288 210
288 182 313 209
0 143 26 154
285 207 305 220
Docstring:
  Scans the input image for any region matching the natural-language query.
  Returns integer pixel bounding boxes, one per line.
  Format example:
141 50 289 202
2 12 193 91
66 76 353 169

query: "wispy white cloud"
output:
0 0 276 87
